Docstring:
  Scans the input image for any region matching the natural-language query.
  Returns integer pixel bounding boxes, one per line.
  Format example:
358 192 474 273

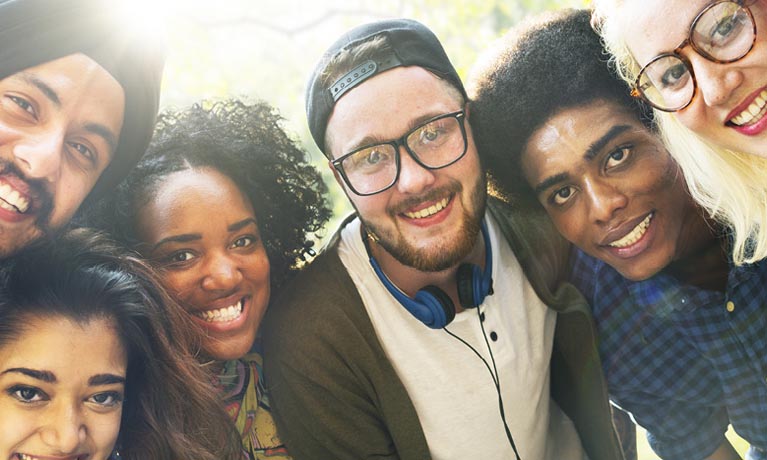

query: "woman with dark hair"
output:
0 228 241 460
90 98 330 458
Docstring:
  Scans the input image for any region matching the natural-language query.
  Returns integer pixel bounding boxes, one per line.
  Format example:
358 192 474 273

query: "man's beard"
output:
361 174 486 272
0 159 55 259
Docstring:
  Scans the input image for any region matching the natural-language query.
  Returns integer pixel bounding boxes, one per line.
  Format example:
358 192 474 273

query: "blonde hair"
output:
592 0 767 265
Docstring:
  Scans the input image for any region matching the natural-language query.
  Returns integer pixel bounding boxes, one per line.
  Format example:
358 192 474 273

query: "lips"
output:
402 197 449 219
728 88 767 127
193 298 244 323
607 213 653 248
0 181 30 214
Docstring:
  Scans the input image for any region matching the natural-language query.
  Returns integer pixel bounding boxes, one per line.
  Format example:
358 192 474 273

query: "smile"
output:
0 181 30 214
403 197 449 219
608 213 653 248
194 298 244 323
729 89 767 127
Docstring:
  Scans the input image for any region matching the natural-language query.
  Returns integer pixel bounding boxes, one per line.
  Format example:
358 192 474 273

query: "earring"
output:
109 449 122 460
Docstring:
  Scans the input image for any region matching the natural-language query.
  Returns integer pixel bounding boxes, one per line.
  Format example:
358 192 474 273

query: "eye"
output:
230 235 255 249
159 250 197 266
68 141 97 165
365 149 385 165
8 385 47 404
7 95 36 117
659 62 690 90
420 125 442 142
708 11 747 47
414 121 449 147
550 186 576 206
345 146 393 173
605 145 632 170
87 391 123 408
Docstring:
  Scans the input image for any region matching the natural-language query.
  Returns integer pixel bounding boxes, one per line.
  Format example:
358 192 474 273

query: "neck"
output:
367 229 486 314
666 210 729 291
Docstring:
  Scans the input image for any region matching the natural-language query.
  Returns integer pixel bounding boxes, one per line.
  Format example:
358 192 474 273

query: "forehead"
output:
138 168 255 239
0 315 126 375
325 66 462 158
523 100 644 173
621 0 711 65
7 52 124 105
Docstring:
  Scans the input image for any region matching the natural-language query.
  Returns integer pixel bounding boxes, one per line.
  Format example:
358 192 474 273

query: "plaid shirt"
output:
570 248 767 460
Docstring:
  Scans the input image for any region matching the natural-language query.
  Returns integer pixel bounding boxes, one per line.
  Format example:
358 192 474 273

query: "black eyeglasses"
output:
632 0 757 112
331 110 467 196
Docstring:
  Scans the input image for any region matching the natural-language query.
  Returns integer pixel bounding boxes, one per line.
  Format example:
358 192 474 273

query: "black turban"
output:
0 0 165 197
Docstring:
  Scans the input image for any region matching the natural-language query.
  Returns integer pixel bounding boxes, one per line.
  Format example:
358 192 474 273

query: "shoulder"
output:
487 197 572 297
262 223 378 365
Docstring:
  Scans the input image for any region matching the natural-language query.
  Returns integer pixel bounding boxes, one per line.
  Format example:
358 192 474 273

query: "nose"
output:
689 54 743 108
201 252 243 292
584 178 628 225
40 402 87 454
395 146 436 194
12 129 64 181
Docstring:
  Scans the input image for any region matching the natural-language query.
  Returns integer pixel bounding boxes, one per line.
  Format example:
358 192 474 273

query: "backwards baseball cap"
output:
305 18 466 156
0 0 165 197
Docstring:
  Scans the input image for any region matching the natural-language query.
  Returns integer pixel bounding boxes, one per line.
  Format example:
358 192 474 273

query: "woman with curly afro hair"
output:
89 98 331 459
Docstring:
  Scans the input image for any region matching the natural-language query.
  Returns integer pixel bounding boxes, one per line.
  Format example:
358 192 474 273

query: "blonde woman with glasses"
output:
593 0 767 266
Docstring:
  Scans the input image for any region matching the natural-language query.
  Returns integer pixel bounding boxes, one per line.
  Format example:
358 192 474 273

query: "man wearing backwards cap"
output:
0 0 163 258
263 18 624 460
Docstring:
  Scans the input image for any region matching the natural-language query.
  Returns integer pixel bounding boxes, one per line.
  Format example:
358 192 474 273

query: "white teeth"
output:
194 299 244 323
0 182 30 213
730 90 767 126
608 213 653 248
404 197 449 219
19 454 39 460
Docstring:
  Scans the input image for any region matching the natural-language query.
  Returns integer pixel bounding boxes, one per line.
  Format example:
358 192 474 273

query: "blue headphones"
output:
366 221 494 329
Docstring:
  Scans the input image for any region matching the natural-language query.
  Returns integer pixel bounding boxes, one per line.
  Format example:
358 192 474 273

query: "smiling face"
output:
0 314 127 460
0 53 125 258
521 100 702 280
619 0 767 157
136 168 270 361
326 66 486 272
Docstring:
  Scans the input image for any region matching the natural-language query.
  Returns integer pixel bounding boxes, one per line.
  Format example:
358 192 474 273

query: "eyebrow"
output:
17 73 61 107
533 172 571 196
347 110 459 153
228 217 258 232
1 367 56 383
84 122 119 153
533 124 634 196
584 124 632 160
151 233 202 251
151 218 258 252
89 373 126 386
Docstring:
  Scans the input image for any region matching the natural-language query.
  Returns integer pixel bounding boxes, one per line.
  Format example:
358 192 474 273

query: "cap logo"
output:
329 54 404 102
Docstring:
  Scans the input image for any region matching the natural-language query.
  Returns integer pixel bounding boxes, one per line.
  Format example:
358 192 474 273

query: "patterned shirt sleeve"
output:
618 393 729 459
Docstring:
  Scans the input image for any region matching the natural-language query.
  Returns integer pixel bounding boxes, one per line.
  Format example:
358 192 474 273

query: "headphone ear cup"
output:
414 285 456 328
457 263 483 309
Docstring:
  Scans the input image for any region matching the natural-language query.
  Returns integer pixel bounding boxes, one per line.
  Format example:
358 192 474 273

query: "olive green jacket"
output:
262 197 624 460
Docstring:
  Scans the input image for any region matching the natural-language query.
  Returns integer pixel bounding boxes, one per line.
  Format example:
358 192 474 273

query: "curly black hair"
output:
467 8 653 208
88 99 331 289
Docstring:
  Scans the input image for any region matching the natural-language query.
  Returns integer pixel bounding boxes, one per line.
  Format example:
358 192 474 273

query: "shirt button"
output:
726 301 735 312
480 312 486 322
490 331 498 341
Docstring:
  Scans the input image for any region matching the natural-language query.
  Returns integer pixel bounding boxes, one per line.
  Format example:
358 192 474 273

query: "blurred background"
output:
136 0 749 458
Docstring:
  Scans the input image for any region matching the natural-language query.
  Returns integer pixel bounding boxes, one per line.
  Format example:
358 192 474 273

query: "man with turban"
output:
0 0 164 258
